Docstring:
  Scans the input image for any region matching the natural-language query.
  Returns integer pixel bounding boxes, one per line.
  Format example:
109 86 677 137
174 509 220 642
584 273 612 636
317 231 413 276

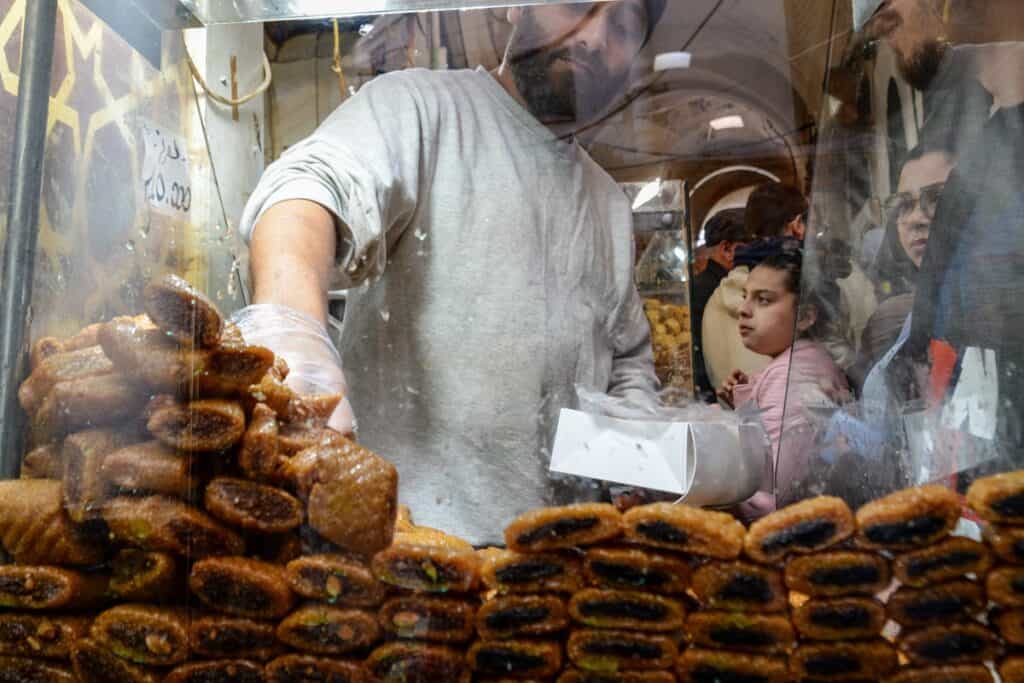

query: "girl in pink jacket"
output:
717 249 851 519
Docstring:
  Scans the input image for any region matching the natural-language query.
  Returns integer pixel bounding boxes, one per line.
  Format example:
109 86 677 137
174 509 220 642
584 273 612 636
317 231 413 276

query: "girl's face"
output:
739 265 798 357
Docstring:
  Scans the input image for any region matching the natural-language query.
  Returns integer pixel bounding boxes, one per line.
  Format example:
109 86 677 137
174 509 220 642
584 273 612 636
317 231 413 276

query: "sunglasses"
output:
883 182 947 221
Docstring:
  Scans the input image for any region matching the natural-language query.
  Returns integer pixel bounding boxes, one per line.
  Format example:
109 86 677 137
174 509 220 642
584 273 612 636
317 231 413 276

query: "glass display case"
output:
3 0 1024 680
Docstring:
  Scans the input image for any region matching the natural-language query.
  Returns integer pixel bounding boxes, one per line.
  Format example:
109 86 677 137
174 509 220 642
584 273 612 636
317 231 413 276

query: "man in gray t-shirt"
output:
236 1 664 545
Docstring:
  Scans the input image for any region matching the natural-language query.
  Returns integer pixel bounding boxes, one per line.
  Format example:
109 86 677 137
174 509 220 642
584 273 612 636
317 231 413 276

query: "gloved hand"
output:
230 303 356 434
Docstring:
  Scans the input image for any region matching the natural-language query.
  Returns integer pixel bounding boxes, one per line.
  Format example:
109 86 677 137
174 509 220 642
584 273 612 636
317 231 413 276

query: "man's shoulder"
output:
364 67 482 98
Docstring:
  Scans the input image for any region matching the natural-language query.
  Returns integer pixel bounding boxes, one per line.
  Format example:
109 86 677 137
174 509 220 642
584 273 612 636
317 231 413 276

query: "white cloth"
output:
240 67 658 545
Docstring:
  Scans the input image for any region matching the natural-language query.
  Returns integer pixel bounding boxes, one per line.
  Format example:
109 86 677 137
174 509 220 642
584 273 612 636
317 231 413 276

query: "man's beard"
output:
899 38 949 91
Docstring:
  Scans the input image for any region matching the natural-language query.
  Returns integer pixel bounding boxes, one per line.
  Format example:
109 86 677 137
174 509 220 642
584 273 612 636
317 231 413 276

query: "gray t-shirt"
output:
240 67 658 545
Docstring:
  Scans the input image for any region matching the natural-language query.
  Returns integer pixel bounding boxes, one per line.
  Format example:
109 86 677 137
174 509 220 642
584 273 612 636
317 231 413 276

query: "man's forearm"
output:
250 200 338 325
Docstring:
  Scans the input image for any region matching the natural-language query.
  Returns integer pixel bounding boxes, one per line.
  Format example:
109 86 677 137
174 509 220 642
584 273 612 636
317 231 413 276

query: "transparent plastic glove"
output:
230 303 356 434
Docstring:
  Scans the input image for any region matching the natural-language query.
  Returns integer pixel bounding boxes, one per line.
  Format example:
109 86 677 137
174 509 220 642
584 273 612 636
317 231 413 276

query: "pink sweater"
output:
732 339 850 520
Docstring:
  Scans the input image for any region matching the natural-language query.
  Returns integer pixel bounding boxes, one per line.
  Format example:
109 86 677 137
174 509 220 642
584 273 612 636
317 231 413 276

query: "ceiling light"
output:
709 115 744 131
653 52 692 72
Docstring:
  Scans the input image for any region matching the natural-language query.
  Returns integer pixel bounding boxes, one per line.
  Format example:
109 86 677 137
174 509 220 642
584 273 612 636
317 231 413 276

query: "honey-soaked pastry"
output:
505 503 623 552
266 654 367 683
684 611 795 654
886 580 986 627
284 393 343 428
380 596 476 643
239 404 285 482
745 496 855 563
366 642 468 682
0 479 104 566
986 566 1024 607
675 648 789 683
783 550 891 597
0 566 107 610
252 531 303 565
792 596 886 641
146 398 246 452
142 274 224 348
63 322 104 352
285 554 385 607
568 589 685 632
476 594 568 640
277 606 380 655
966 471 1024 524
480 549 582 594
898 623 1000 665
30 335 65 369
100 441 199 500
855 484 961 551
0 656 77 682
109 549 181 602
558 671 677 683
992 608 1024 646
690 560 788 612
1001 657 1024 683
622 502 745 559
277 424 345 456
204 477 303 534
32 373 147 440
467 640 562 679
70 637 158 683
984 525 1024 564
190 615 279 661
189 557 295 619
62 428 136 523
0 613 90 659
20 444 63 480
288 439 398 556
19 345 114 415
790 639 899 680
163 659 265 683
893 536 993 587
103 495 244 559
583 546 690 594
567 629 676 672
248 359 296 417
90 604 189 666
371 543 480 593
885 665 995 683
393 525 475 553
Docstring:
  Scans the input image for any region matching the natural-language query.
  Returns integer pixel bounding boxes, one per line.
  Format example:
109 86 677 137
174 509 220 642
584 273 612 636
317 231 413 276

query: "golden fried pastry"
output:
146 398 246 452
30 335 65 370
792 597 886 641
675 649 789 683
567 629 676 672
109 549 181 602
984 524 1024 564
238 404 285 482
0 479 104 565
1001 657 1024 683
568 589 685 632
163 660 265 683
684 611 795 654
277 425 345 456
855 484 961 551
993 608 1024 646
204 477 302 534
189 557 295 619
790 639 898 680
885 665 995 683
886 580 986 628
142 274 224 348
19 443 63 480
276 606 380 655
252 532 303 565
70 637 158 683
476 595 568 640
0 655 77 682
893 536 992 587
32 374 147 440
966 471 1024 524
102 495 244 559
284 393 343 428
986 566 1024 607
380 596 477 643
479 549 582 594
898 623 1000 665
0 613 90 659
783 550 891 597
189 615 280 661
90 604 189 666
266 654 368 683
366 642 467 682
467 640 562 679
100 441 199 500
248 360 296 417
285 554 385 607
19 345 113 415
62 428 136 523
0 566 107 610
622 502 745 559
745 496 854 563
690 560 787 612
392 526 474 553
371 543 480 593
583 546 690 594
505 503 623 552
558 671 676 683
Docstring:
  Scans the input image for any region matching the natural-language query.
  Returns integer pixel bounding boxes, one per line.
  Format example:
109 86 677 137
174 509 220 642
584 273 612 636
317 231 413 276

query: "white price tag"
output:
141 121 192 216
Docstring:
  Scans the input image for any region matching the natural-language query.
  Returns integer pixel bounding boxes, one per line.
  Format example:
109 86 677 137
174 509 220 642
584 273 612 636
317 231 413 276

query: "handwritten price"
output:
141 122 192 216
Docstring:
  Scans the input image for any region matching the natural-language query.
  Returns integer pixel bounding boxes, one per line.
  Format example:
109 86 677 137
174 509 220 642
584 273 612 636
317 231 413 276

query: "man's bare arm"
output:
250 199 338 325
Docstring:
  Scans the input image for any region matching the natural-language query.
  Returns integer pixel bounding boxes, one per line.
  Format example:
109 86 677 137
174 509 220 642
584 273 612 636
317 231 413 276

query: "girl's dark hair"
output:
755 246 836 341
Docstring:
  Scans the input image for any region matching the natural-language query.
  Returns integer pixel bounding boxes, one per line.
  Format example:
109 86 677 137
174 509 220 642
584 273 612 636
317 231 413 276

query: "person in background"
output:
691 208 753 402
702 182 807 399
717 248 850 519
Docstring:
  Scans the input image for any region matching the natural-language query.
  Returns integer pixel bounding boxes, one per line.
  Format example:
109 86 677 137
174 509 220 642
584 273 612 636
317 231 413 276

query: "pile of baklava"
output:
2 275 1024 682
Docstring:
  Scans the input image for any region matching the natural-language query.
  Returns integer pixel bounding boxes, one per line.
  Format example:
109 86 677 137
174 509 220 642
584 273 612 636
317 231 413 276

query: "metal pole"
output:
0 0 59 476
